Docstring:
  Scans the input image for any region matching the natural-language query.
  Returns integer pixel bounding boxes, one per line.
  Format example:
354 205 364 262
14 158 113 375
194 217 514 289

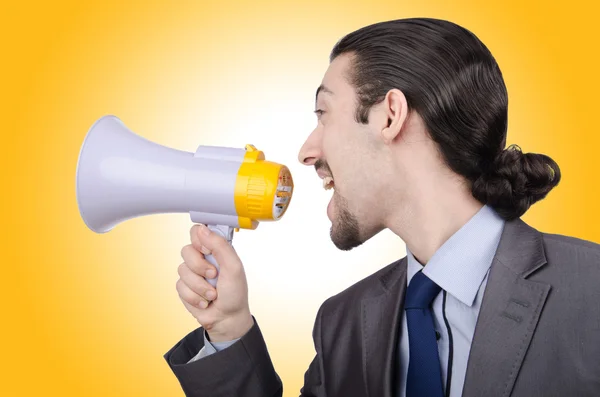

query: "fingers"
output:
179 293 203 318
192 224 242 272
176 276 213 309
179 297 217 330
177 261 218 302
190 225 211 255
180 244 218 279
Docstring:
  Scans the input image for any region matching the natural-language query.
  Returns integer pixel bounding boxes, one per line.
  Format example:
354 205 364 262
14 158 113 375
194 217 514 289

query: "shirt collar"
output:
405 204 505 307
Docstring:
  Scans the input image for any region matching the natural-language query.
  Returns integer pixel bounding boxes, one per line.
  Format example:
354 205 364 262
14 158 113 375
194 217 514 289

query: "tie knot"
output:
404 271 441 310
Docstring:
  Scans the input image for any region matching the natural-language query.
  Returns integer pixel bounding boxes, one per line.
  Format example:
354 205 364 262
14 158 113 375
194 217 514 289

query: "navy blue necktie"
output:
405 270 444 397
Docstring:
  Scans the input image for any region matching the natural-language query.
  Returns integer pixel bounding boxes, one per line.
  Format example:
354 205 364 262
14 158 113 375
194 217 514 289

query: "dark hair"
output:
330 18 560 220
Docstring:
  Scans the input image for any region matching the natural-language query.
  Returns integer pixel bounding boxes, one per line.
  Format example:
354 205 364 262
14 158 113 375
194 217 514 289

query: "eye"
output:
314 109 325 117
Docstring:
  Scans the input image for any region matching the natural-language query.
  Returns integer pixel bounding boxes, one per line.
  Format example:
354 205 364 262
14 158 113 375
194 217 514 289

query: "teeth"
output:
322 176 334 190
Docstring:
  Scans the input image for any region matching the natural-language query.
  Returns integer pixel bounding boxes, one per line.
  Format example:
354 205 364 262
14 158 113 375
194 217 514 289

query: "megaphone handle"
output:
204 225 234 288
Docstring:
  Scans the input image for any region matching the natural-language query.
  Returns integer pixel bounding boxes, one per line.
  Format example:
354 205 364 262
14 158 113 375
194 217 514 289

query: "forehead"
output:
324 53 352 82
318 53 355 102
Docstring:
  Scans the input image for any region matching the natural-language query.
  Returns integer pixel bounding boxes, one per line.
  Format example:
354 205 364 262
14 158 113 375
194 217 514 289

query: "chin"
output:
330 211 363 251
330 231 363 251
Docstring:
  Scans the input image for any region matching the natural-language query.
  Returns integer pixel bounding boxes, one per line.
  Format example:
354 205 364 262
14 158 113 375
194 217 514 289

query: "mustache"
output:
314 159 332 176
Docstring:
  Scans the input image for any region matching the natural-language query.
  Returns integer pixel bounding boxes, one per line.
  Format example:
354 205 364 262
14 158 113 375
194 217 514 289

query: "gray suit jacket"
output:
164 218 600 396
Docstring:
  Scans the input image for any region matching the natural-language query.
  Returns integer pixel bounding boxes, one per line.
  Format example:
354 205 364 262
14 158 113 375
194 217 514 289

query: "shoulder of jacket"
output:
318 257 406 318
542 232 600 263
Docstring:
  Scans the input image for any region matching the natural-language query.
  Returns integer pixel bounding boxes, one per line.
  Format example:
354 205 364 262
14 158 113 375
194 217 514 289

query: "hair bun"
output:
472 145 561 220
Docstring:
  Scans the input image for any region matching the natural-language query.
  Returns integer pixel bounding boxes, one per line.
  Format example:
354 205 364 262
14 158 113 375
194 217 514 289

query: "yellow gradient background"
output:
1 1 599 395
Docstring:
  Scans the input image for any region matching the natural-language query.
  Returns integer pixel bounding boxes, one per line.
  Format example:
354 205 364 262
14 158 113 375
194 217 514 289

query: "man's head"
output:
298 18 560 251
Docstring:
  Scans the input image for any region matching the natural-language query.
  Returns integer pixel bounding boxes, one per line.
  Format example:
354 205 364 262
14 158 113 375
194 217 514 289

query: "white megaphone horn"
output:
76 115 294 287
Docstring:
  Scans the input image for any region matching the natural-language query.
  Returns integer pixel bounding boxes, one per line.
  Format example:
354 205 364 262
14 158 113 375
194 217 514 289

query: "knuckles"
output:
180 244 196 260
190 228 231 256
175 278 185 295
177 279 202 306
190 228 202 248
177 262 187 277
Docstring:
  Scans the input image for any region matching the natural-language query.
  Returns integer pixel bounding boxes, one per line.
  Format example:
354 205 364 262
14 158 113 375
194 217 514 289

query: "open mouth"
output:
323 176 334 190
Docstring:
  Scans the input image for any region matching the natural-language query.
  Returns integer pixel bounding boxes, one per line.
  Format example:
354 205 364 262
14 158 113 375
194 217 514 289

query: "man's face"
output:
298 53 390 251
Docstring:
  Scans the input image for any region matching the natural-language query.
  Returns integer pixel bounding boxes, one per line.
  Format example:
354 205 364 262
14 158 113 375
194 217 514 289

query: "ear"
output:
381 89 408 145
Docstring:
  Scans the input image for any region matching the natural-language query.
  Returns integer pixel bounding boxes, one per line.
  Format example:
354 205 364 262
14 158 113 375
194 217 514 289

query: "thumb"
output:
196 225 240 271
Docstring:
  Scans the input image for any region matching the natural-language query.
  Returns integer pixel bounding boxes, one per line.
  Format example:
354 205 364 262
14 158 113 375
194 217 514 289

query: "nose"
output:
298 127 322 166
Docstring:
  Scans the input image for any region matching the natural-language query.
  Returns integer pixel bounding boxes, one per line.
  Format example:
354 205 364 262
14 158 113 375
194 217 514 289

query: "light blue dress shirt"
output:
399 204 505 396
188 333 239 362
189 204 506 397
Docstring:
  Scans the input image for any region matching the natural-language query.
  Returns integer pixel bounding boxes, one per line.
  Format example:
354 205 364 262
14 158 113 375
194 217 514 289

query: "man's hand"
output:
177 224 254 342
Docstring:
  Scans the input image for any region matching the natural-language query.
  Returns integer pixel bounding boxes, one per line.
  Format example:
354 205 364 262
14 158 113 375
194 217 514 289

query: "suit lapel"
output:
361 257 407 397
462 218 551 397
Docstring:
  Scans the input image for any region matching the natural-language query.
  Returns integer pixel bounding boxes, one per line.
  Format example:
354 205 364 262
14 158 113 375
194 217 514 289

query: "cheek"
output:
323 117 378 197
333 153 373 204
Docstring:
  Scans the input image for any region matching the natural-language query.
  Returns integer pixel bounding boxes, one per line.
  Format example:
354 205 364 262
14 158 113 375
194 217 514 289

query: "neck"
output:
385 176 484 265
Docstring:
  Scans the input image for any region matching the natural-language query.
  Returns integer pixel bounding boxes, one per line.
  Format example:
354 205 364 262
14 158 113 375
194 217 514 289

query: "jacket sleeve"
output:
164 303 328 397
187 331 239 363
164 316 283 397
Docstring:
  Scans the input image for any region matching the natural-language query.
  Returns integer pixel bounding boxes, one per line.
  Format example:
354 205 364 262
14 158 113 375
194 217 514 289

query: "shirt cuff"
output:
187 330 240 363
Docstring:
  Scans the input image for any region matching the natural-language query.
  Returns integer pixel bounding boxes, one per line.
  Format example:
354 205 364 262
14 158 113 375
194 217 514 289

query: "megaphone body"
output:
76 116 294 287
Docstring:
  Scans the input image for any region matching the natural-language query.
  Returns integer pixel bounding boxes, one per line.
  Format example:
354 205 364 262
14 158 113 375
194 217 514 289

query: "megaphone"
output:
76 115 294 287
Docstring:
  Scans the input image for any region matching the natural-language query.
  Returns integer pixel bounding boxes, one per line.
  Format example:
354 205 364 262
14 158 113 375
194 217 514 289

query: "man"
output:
165 18 600 397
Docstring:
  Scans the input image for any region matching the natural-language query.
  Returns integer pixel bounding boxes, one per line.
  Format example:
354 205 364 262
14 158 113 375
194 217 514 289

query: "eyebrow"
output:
315 84 334 105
